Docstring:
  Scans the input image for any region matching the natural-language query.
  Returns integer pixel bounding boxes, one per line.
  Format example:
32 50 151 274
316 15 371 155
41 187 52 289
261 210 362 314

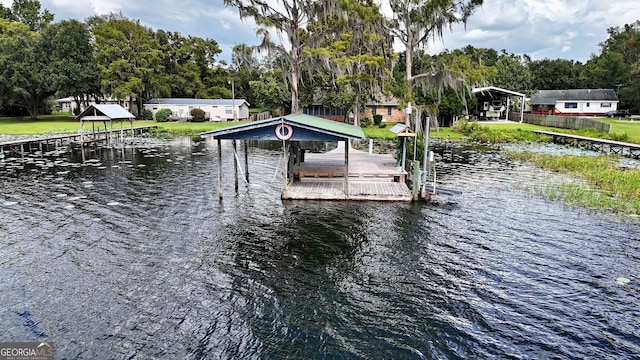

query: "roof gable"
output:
201 113 364 141
75 104 135 120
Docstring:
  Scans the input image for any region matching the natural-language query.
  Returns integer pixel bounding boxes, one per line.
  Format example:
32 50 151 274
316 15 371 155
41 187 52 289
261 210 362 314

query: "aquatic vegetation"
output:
508 152 640 214
452 119 549 143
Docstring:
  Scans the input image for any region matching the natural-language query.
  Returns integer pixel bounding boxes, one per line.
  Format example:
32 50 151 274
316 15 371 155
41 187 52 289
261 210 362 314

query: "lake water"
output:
1 137 639 359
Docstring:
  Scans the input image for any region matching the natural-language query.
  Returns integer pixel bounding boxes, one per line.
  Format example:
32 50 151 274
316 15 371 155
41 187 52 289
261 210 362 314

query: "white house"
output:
530 89 619 116
144 98 250 121
56 96 134 115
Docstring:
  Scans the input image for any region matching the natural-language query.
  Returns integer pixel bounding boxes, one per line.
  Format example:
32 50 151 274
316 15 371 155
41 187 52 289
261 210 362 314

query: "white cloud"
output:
3 0 637 63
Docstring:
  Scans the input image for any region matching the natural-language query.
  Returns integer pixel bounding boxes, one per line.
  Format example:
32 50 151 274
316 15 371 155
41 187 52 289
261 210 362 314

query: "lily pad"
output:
616 277 631 286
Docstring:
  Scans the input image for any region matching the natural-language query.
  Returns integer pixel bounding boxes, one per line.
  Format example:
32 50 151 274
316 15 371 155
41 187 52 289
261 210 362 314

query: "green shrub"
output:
606 131 629 142
373 114 383 125
141 109 153 120
452 118 482 135
360 117 372 128
155 108 172 122
190 108 206 122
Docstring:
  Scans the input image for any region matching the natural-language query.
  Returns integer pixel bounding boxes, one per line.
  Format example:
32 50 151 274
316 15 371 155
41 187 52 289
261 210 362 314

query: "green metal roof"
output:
200 113 364 141
284 113 364 138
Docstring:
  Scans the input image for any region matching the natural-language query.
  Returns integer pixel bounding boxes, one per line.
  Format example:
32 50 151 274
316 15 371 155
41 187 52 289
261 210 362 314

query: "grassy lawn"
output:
3 115 640 145
481 119 640 144
362 122 465 140
597 117 640 144
0 115 249 136
0 114 81 135
146 120 252 135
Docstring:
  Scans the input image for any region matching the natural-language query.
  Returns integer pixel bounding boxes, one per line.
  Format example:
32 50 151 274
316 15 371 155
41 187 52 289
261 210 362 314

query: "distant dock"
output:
533 130 640 159
0 125 158 157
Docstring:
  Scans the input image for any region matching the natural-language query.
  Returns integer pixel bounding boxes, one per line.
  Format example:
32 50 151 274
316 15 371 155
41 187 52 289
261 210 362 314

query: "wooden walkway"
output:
0 126 158 156
283 181 412 201
533 130 640 159
284 143 413 201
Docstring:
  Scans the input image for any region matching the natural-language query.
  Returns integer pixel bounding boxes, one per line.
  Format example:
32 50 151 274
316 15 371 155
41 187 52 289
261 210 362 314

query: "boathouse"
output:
200 114 412 201
472 86 526 122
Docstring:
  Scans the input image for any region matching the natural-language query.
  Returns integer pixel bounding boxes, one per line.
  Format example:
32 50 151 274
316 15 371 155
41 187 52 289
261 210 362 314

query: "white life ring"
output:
275 124 293 140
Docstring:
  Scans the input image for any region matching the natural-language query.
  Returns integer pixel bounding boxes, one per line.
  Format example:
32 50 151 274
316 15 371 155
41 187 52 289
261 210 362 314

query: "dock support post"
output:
344 139 349 197
217 139 223 200
244 140 249 183
233 140 238 194
412 162 420 201
401 137 407 173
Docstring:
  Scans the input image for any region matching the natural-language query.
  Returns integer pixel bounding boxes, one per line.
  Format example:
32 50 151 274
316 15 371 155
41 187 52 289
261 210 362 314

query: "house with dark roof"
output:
144 98 250 121
530 89 619 116
303 94 406 123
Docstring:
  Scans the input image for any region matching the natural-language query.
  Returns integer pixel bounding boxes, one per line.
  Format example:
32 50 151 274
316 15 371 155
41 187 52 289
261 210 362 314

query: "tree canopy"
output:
2 0 640 119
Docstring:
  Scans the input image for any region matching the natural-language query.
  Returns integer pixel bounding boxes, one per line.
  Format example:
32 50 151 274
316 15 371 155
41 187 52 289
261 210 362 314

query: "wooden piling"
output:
233 140 238 193
344 140 349 197
217 139 223 200
244 140 249 183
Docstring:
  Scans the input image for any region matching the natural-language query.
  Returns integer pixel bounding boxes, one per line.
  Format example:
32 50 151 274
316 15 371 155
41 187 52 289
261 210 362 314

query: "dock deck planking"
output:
282 180 412 201
286 144 412 201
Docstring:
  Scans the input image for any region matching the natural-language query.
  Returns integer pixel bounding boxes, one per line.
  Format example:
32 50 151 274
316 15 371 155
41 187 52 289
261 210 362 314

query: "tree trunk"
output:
26 92 41 120
290 45 301 114
405 31 414 126
73 95 82 114
353 86 362 127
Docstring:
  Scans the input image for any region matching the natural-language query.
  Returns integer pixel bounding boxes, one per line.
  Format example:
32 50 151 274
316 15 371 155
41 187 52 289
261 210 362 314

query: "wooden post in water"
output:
233 140 238 194
282 141 290 191
244 140 249 183
344 139 349 197
217 139 223 200
412 162 420 201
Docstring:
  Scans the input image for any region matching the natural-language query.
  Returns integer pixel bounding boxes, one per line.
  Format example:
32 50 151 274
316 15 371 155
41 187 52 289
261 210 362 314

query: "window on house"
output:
601 103 611 108
565 103 578 109
225 106 232 114
372 106 377 115
387 106 392 116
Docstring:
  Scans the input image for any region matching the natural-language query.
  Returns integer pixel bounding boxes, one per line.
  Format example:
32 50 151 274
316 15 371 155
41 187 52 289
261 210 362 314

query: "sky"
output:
3 0 640 64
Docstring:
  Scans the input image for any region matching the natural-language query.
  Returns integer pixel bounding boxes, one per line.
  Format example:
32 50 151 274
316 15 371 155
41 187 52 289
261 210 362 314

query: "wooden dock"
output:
0 126 158 156
284 144 413 201
533 130 640 159
283 181 412 201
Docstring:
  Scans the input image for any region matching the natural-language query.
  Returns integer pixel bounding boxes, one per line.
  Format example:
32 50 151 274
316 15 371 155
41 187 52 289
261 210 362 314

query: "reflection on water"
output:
0 137 639 359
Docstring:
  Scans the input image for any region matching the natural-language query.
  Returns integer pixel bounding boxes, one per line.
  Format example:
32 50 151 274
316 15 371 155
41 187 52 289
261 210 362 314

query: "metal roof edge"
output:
472 86 525 98
200 114 364 140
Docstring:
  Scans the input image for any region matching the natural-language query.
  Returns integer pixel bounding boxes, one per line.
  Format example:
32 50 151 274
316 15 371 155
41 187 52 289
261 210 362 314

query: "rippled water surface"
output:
1 138 639 359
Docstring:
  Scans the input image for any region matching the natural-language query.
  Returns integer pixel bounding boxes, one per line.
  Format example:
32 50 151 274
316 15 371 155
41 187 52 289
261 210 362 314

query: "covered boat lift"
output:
200 113 412 201
76 104 136 145
472 86 526 123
